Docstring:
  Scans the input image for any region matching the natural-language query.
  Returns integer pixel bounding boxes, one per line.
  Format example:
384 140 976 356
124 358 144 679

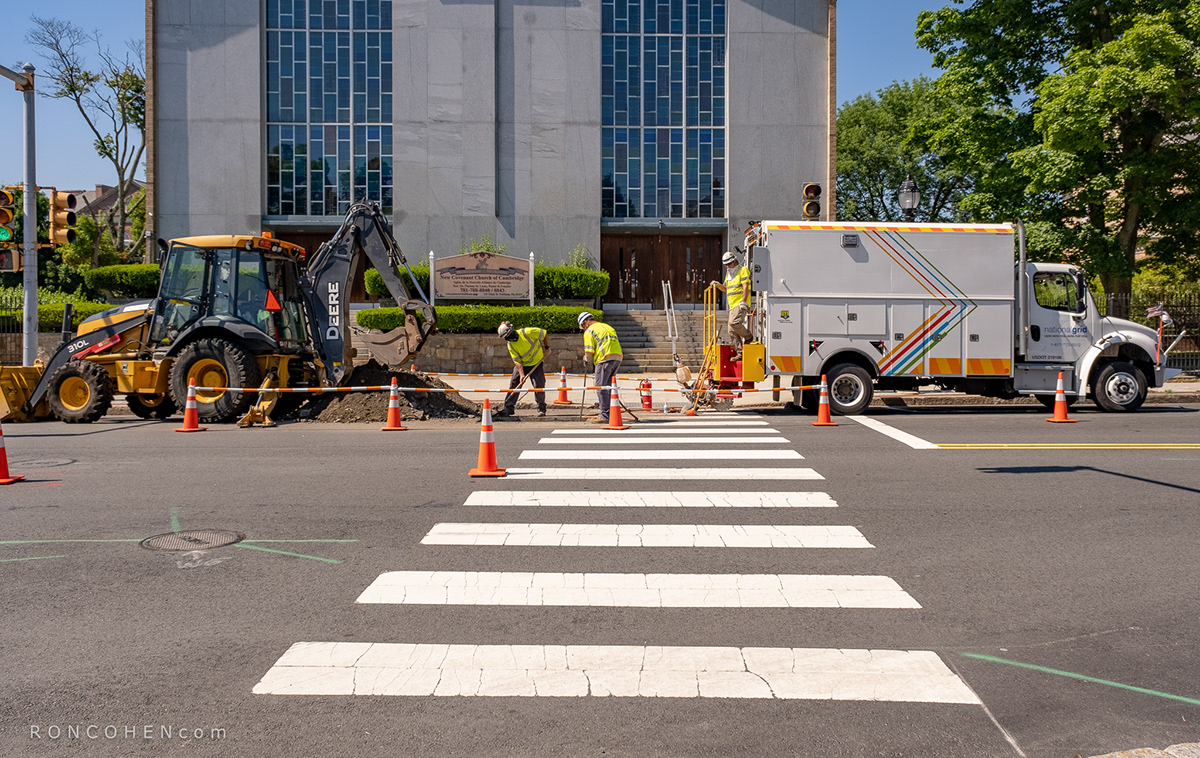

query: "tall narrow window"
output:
266 0 394 217
602 0 725 219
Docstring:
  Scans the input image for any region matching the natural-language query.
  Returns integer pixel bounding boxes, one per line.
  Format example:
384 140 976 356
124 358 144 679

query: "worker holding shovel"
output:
495 321 550 418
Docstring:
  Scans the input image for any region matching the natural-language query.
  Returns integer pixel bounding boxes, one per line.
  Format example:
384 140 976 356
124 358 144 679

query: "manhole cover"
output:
140 529 246 552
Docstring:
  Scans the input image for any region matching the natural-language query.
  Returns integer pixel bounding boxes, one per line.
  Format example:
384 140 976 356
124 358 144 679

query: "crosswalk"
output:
254 411 980 706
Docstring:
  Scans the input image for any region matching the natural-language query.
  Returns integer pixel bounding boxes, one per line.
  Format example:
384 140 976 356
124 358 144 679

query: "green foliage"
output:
562 243 594 269
85 264 160 297
534 266 609 299
836 77 977 222
364 264 430 298
365 263 608 301
60 213 120 268
358 305 601 333
456 233 507 256
916 0 1200 293
35 302 112 331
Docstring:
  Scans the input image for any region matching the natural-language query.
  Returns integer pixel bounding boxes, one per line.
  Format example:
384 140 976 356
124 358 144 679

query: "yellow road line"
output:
939 443 1200 450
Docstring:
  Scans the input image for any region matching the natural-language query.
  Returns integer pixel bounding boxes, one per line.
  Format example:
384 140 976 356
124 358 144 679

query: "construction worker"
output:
495 321 550 417
711 250 752 359
578 312 623 424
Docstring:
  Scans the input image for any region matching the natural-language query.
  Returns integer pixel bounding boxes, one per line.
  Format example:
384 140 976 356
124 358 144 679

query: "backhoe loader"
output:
0 202 435 423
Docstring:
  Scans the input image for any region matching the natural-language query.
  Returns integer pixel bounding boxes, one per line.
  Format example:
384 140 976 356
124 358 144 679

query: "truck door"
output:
1028 270 1090 363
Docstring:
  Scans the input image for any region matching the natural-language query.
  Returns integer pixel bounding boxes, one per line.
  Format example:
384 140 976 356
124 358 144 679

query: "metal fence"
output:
0 289 21 364
1098 293 1199 374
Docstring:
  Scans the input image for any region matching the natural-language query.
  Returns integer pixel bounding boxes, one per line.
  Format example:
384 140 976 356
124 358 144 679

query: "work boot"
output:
536 409 546 417
494 408 510 417
590 415 608 424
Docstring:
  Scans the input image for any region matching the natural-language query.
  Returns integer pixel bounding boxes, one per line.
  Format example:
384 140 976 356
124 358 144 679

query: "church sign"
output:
433 251 532 300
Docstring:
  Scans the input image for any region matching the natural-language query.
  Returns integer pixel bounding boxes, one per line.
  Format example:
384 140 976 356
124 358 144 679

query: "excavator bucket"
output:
0 365 46 422
355 313 424 368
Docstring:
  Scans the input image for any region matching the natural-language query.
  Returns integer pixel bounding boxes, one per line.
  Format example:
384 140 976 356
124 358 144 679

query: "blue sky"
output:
1 1 942 193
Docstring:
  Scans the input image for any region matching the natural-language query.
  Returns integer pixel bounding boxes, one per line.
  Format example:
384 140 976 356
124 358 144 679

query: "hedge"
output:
85 264 161 298
3 302 116 331
363 264 608 301
357 305 602 333
364 265 430 298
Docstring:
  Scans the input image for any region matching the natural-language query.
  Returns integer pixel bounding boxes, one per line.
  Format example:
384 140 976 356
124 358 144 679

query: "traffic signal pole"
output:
1 62 38 366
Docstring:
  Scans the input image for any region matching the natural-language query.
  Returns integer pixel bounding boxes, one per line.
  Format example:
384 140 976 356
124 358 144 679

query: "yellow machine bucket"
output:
0 364 47 422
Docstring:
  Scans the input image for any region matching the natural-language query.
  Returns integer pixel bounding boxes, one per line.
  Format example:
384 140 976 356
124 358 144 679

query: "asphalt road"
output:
2 402 1198 757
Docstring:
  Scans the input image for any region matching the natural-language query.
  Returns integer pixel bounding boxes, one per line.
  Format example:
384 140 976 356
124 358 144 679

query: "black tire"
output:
168 339 262 423
127 393 179 419
1034 393 1076 410
1092 361 1147 413
48 360 114 424
791 376 818 414
825 363 874 415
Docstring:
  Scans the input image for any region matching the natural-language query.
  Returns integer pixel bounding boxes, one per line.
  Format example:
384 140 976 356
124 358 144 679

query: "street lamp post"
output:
898 174 921 223
0 62 38 365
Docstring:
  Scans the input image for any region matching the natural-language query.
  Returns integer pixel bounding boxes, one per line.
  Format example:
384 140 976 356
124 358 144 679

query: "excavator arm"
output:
302 202 437 385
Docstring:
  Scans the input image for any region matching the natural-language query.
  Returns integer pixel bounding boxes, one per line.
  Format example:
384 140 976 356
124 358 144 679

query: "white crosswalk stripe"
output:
356 571 920 608
519 449 804 460
462 491 838 508
254 413 979 707
502 467 824 479
253 642 980 703
420 523 874 548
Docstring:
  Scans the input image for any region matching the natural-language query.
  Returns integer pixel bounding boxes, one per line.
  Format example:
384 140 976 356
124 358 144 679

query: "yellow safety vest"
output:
584 322 622 363
507 327 547 367
725 265 751 309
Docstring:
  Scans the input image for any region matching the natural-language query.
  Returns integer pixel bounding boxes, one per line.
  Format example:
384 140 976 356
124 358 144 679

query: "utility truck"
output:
713 220 1182 415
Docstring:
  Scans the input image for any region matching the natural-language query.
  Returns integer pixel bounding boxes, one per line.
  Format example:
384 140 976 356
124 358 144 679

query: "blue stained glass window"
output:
602 0 726 219
268 7 393 216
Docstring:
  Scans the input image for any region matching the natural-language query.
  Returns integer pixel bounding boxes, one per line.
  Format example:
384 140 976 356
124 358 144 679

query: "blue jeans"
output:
595 358 622 419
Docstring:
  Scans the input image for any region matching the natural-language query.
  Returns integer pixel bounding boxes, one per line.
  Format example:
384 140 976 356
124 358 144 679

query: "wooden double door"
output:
600 234 725 308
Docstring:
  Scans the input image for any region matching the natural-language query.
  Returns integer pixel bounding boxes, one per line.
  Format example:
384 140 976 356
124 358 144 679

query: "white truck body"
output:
746 221 1178 413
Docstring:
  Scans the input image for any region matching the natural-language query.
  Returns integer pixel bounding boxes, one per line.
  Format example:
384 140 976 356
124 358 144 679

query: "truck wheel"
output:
127 394 179 419
48 361 114 424
825 363 874 415
1092 361 1147 412
169 339 262 423
791 376 818 414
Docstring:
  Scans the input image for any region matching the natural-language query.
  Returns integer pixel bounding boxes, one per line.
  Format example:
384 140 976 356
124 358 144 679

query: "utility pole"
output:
0 62 38 366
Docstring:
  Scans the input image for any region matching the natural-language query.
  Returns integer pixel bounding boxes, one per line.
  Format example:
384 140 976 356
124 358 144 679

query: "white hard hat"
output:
577 311 594 328
497 321 513 338
722 251 737 265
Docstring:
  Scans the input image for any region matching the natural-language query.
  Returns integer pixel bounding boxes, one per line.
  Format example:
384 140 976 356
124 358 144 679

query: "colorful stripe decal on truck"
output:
865 229 976 377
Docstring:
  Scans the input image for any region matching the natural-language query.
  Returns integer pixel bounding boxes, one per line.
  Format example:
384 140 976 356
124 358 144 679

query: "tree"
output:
836 77 978 222
25 16 146 261
917 0 1200 303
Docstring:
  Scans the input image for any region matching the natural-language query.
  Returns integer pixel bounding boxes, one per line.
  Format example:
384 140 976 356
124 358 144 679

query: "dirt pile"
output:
299 360 479 422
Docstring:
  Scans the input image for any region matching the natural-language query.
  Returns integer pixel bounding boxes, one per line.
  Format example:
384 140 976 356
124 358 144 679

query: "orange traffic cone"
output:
606 384 631 430
381 377 407 431
812 375 838 427
0 418 25 485
175 379 208 433
1046 371 1077 423
469 398 507 477
552 366 573 405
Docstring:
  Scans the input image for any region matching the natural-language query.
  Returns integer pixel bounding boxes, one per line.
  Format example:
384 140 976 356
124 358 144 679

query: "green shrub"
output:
358 305 601 333
364 265 431 298
365 263 607 301
85 264 161 298
534 266 609 299
0 285 99 306
36 302 113 331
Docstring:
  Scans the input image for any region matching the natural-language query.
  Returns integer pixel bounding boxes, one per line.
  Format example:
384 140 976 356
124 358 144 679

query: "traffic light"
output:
49 190 77 246
0 189 15 244
0 247 19 273
801 183 821 219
